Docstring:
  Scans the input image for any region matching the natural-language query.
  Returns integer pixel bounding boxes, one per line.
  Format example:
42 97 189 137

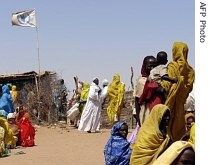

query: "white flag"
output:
12 9 36 27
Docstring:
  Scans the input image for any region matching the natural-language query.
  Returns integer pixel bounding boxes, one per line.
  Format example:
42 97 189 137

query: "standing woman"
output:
78 78 101 133
10 85 19 110
133 56 156 127
0 85 15 117
161 42 195 141
106 74 125 125
129 56 156 145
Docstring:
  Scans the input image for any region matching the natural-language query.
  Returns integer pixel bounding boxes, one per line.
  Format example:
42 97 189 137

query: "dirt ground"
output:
0 123 134 165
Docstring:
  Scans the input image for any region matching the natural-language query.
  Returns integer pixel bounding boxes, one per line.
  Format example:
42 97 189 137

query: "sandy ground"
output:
1 124 134 165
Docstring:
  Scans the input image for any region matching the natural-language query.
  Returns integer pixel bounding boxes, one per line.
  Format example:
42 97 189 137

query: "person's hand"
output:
173 78 178 83
156 86 165 94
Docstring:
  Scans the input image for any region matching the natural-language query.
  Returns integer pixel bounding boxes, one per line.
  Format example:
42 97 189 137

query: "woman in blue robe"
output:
0 85 14 116
104 121 131 165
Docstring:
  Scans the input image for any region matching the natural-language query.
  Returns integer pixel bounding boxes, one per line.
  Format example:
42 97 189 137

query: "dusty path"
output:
1 124 133 165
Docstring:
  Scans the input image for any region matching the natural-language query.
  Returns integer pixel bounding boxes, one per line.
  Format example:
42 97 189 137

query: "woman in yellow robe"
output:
107 74 125 125
0 116 17 148
10 85 18 109
161 42 195 141
78 82 90 113
130 104 172 165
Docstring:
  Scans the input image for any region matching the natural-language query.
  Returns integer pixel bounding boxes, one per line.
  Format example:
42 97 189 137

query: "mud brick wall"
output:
100 90 136 129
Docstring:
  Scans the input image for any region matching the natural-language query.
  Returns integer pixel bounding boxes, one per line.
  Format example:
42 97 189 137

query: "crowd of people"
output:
0 41 195 164
0 85 35 157
67 74 125 133
104 41 195 165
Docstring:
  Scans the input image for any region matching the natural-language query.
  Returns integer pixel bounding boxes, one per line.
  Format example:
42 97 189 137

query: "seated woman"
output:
152 140 195 165
130 104 172 165
15 106 35 147
104 121 131 165
7 113 20 148
0 114 17 150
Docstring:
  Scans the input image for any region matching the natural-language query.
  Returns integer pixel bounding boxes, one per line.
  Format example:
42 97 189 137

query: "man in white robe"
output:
96 79 109 132
78 78 101 133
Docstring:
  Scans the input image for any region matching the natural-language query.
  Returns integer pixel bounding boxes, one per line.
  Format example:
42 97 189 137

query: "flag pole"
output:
12 9 41 123
35 22 41 123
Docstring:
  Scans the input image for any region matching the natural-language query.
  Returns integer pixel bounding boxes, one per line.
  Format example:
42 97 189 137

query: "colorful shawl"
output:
104 121 131 165
161 42 195 141
185 112 195 123
80 83 90 101
152 141 195 165
130 104 171 165
107 74 125 125
0 117 17 146
18 117 35 147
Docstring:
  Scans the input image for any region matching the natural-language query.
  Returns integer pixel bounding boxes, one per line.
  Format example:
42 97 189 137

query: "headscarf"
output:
79 83 90 113
80 83 90 101
7 113 16 120
15 106 30 122
107 74 125 125
102 79 109 86
141 56 156 77
104 121 131 165
0 109 7 119
185 113 195 123
130 104 171 165
160 42 195 141
152 141 195 165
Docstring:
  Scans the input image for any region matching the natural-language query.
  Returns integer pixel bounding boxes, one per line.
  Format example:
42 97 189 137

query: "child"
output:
104 121 131 165
139 51 177 111
149 51 177 83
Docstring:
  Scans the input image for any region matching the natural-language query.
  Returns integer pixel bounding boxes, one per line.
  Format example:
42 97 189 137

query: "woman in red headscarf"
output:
133 55 156 127
128 55 156 145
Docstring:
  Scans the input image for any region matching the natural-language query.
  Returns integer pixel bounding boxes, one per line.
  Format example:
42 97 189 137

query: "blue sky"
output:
0 1 195 95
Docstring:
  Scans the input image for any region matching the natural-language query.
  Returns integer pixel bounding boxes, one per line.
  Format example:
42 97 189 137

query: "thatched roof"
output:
0 70 56 84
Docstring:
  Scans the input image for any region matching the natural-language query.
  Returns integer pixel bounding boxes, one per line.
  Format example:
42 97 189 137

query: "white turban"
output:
92 77 98 82
7 113 15 120
102 79 109 86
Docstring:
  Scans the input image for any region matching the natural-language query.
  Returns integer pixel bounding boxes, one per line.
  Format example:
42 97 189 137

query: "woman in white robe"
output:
78 78 101 133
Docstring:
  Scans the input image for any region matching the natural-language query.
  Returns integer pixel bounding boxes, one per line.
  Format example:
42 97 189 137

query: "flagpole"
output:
12 9 41 123
35 22 41 123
